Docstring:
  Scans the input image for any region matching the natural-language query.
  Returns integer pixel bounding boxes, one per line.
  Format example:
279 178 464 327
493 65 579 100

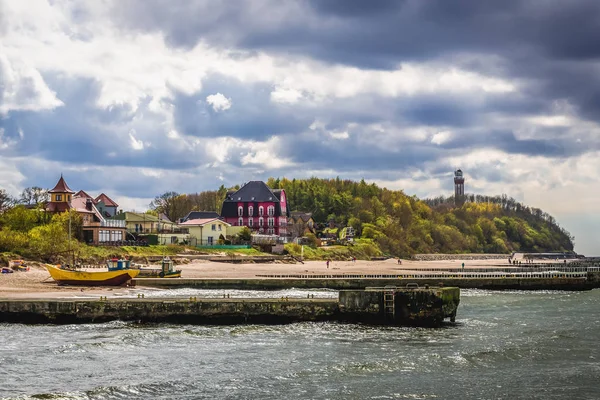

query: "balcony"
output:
102 220 126 228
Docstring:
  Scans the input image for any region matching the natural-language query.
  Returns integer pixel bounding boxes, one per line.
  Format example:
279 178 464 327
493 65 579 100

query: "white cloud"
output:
270 86 303 104
240 137 294 169
0 52 63 115
431 131 452 145
206 93 232 112
129 131 144 150
329 131 349 140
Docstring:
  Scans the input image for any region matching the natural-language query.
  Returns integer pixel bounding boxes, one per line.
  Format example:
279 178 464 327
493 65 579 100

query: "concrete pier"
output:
0 287 459 327
130 272 599 291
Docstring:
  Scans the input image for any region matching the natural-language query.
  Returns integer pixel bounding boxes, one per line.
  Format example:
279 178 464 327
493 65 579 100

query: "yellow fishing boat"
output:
46 258 140 286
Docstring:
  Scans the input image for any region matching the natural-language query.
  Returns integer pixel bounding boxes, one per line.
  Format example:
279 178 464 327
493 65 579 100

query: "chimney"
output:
86 198 93 211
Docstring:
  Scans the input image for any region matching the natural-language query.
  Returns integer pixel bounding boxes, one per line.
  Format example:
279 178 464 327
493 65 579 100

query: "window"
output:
238 206 243 217
248 206 253 216
268 228 274 235
112 231 122 241
259 206 264 216
267 206 275 216
259 217 264 227
268 217 274 227
238 217 243 226
56 195 62 201
218 225 222 231
67 195 71 201
248 218 253 227
99 230 110 242
207 236 214 245
211 224 216 231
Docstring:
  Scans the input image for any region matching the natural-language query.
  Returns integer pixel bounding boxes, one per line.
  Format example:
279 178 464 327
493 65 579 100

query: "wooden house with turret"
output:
45 175 127 245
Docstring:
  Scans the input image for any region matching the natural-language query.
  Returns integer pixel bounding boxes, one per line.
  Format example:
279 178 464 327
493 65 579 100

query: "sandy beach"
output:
0 256 570 299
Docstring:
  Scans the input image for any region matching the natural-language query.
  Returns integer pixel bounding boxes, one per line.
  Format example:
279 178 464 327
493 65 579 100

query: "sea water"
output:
1 289 599 400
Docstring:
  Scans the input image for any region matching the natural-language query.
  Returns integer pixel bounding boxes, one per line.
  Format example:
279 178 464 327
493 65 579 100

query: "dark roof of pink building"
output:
95 193 119 207
49 175 75 194
221 181 289 219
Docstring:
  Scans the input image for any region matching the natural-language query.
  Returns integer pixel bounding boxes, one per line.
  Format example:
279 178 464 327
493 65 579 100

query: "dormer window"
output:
259 206 264 216
238 206 243 217
248 206 254 216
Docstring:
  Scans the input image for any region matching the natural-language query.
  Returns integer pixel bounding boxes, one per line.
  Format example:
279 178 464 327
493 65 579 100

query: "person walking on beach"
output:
326 260 330 269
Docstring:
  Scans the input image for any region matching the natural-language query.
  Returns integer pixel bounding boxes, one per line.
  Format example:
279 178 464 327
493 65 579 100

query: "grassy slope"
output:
285 239 383 261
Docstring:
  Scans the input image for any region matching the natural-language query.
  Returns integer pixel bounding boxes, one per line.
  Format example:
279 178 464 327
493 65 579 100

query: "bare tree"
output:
20 186 49 205
149 191 188 222
0 189 15 214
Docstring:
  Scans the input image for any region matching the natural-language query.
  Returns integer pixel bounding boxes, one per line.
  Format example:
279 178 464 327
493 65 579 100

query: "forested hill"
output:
268 177 574 256
150 177 574 257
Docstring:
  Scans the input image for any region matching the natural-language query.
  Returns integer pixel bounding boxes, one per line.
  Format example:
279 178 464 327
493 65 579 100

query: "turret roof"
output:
49 175 75 194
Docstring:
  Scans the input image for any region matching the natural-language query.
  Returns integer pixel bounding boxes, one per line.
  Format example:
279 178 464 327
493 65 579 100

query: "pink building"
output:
220 181 289 236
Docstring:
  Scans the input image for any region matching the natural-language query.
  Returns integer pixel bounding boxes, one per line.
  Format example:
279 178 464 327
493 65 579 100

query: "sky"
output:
1 0 599 255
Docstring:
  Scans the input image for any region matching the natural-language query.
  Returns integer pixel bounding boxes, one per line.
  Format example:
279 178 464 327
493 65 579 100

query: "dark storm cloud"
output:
111 0 600 125
438 129 592 158
112 0 600 64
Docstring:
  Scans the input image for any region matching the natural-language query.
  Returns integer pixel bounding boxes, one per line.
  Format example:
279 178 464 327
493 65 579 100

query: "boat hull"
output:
160 270 182 278
46 265 140 286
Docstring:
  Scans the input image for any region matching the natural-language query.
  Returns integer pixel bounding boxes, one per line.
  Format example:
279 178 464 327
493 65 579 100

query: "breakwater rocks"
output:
412 254 508 261
0 287 459 327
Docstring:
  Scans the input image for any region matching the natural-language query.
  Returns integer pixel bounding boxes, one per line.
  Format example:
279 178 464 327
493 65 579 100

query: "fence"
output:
255 271 590 279
196 244 252 250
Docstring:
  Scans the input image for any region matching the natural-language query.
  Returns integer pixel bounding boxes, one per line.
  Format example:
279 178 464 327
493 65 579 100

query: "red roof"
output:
95 193 118 207
49 175 75 194
46 202 71 213
74 190 94 200
70 196 103 220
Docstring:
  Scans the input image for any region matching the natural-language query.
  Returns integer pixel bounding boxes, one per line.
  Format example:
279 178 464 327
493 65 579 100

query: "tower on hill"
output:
454 169 465 205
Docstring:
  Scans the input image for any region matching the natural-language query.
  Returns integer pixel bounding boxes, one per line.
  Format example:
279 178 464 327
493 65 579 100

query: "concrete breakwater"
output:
0 287 459 327
131 271 600 291
412 254 508 261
